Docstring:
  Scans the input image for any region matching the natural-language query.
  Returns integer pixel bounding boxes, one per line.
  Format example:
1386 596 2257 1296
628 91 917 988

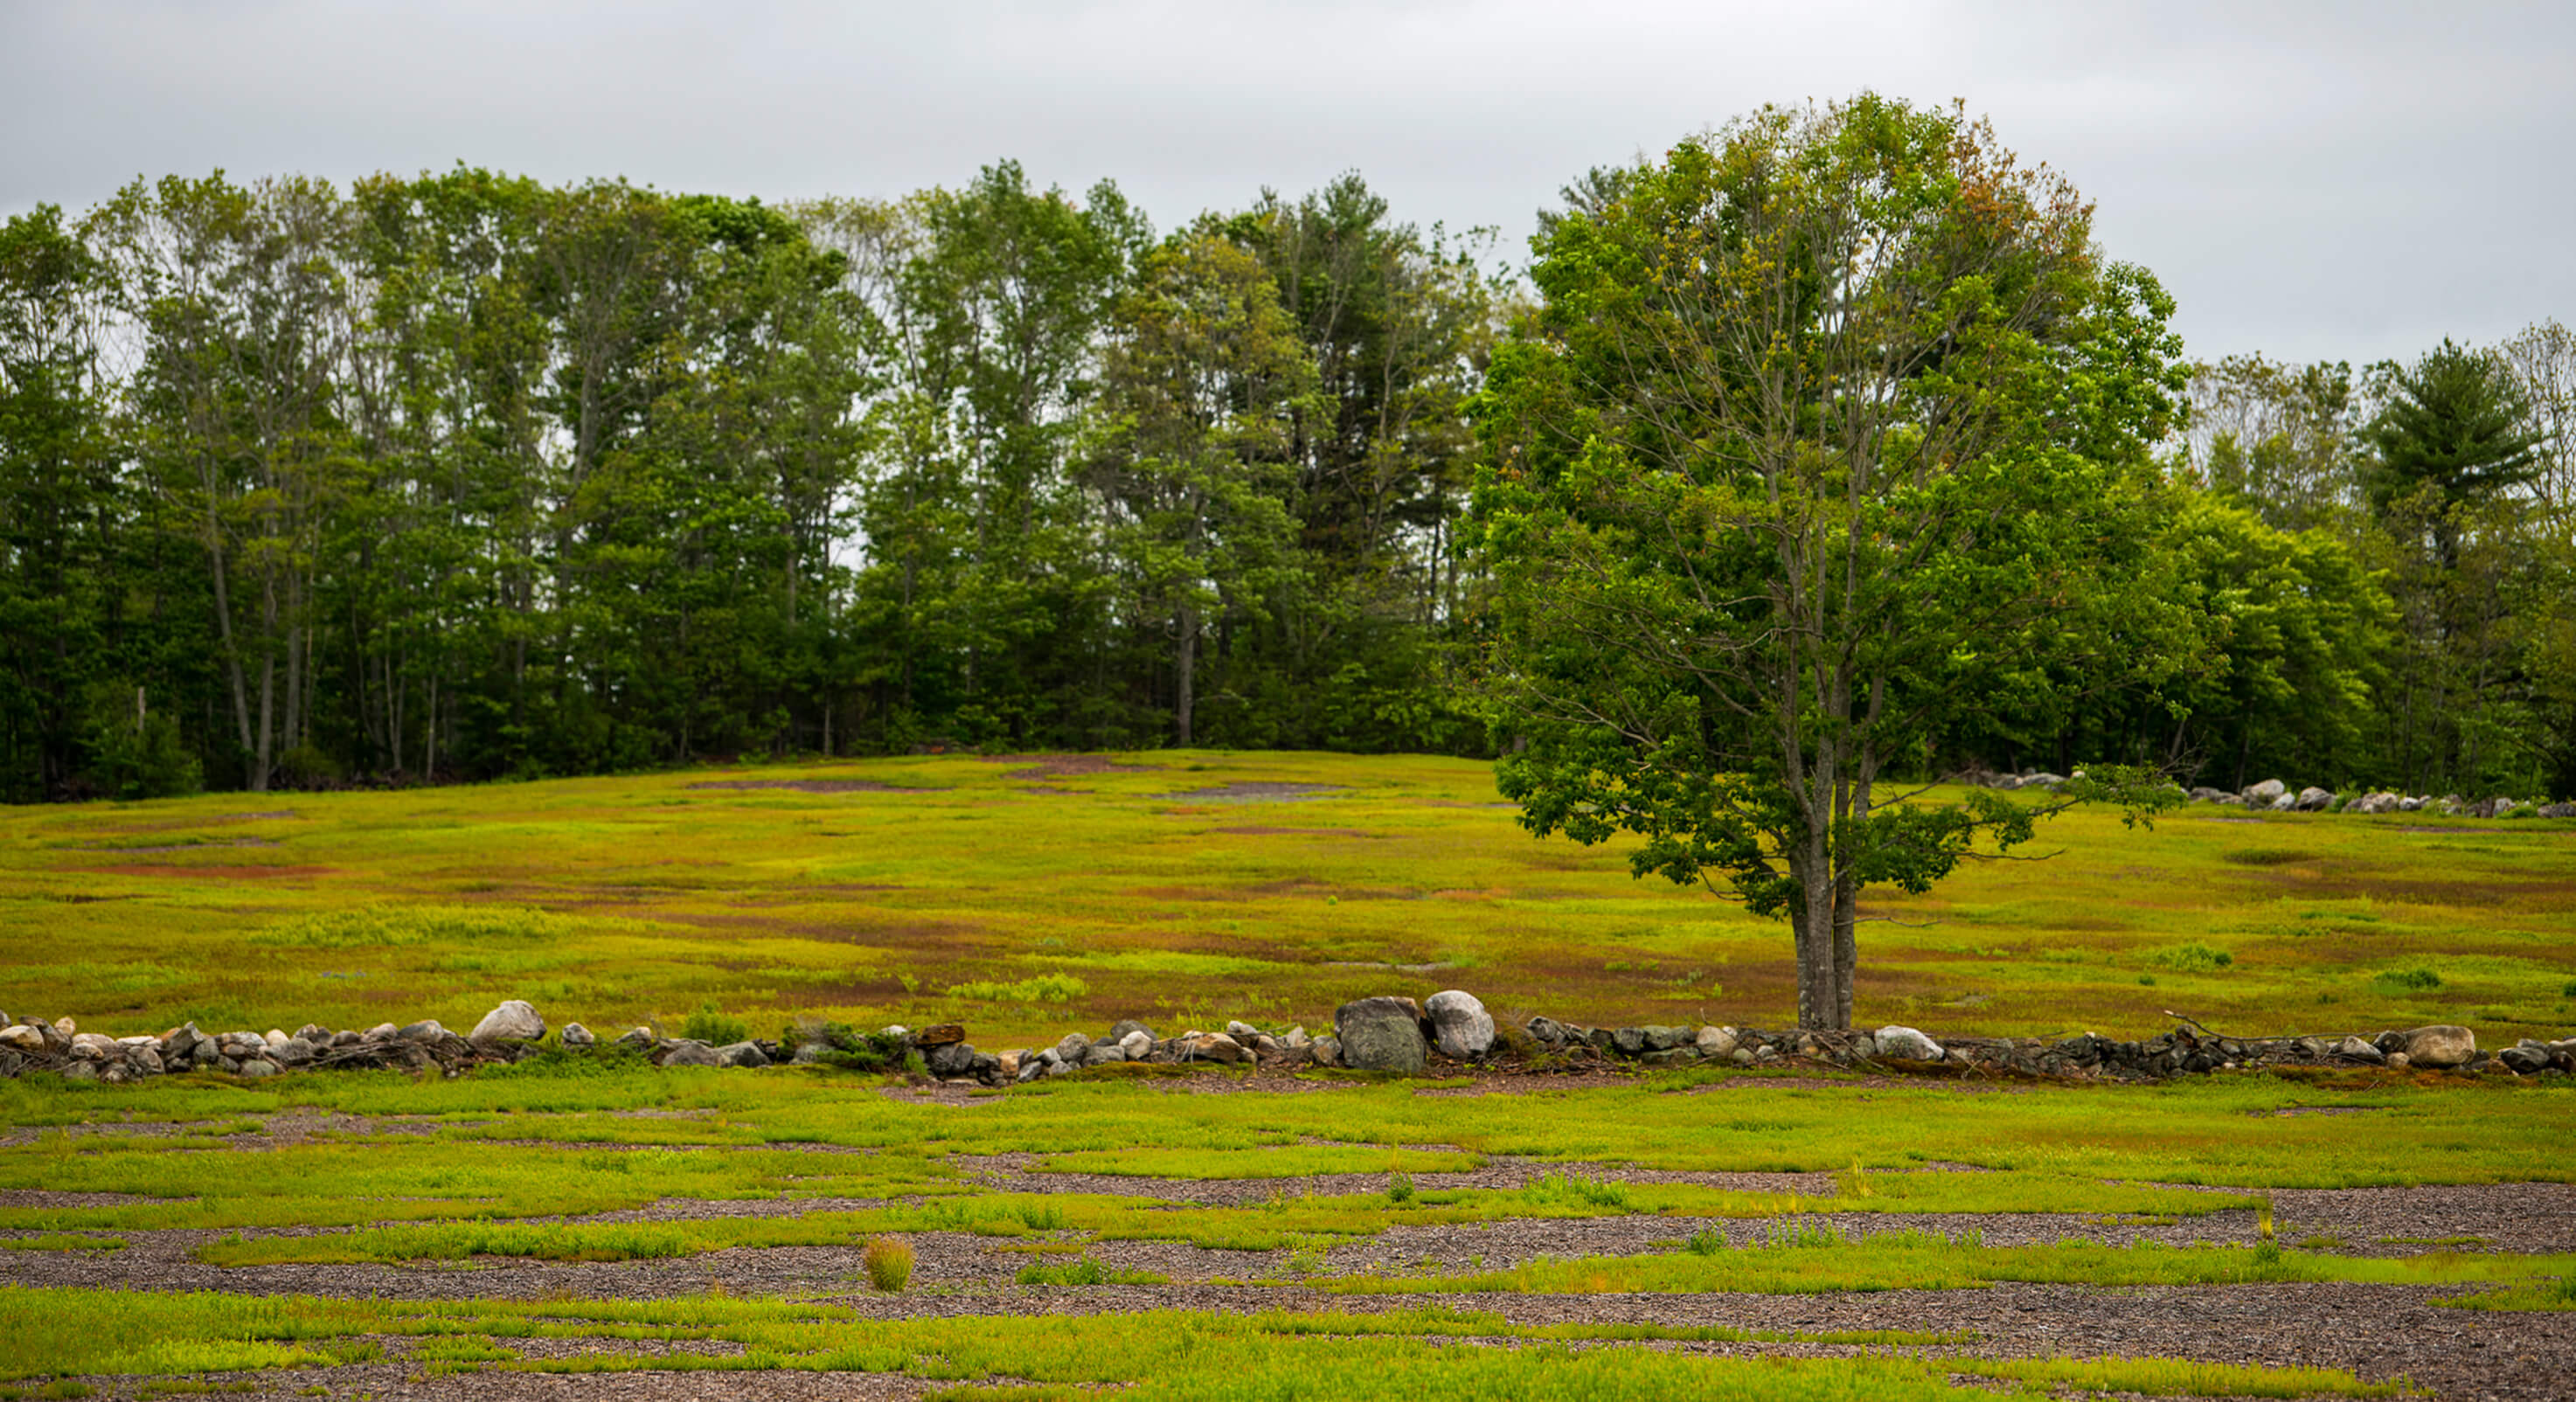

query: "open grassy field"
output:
3 753 2573 1400
2 750 2573 1043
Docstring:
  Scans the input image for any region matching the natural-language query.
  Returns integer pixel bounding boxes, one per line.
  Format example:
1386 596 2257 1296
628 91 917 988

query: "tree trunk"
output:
1174 603 1198 747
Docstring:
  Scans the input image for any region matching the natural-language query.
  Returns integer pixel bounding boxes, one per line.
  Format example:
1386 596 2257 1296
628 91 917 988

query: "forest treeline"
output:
2 160 2572 801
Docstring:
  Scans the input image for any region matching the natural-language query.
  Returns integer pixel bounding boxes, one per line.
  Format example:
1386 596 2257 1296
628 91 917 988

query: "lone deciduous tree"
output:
1472 96 2192 1031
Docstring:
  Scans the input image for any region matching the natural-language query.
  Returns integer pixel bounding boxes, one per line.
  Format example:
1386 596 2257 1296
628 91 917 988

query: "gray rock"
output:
1055 1032 1093 1061
715 1041 770 1068
2293 786 2335 811
2269 792 2298 810
1226 1020 1262 1042
2243 778 2288 804
1695 1025 1740 1058
273 1038 316 1067
1641 1025 1690 1052
469 1000 546 1045
2386 1051 2412 1068
2399 1024 2475 1069
1610 1027 1650 1058
1017 1055 1047 1082
236 1058 277 1079
1311 1035 1341 1067
363 1023 399 1043
1282 1025 1309 1047
1525 1017 1576 1045
661 1040 723 1067
2498 1045 2551 1073
2025 772 2068 791
1091 1044 1128 1065
1873 1025 1945 1061
128 1046 163 1076
0 1024 44 1052
395 1020 448 1045
59 1060 98 1081
1732 1047 1758 1065
1107 1020 1156 1043
294 1024 330 1043
1423 989 1495 1058
1117 1029 1154 1058
560 1023 595 1047
924 1040 992 1079
1186 1033 1245 1065
615 1027 655 1051
69 1032 116 1059
2186 786 2233 804
2352 792 2400 816
1334 996 1427 1073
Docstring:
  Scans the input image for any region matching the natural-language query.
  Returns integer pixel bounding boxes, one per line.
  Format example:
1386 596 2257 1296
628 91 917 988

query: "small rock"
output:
661 1040 723 1067
561 1023 595 1047
1641 1025 1690 1052
715 1041 770 1068
0 1024 43 1052
614 1027 654 1051
394 1020 447 1045
1873 1025 1945 1061
69 1032 116 1060
469 1000 546 1045
1107 1019 1156 1043
2398 1024 2475 1069
925 1041 993 1079
1188 1033 1245 1065
2242 778 2287 805
2386 1051 2412 1068
1282 1025 1309 1047
362 1023 399 1043
1333 996 1427 1074
1610 1027 1650 1058
1423 989 1496 1059
915 1024 966 1047
60 1060 99 1081
52 1017 74 1037
1525 1016 1575 1045
2498 1045 2550 1073
1312 1035 1341 1067
236 1058 278 1079
1226 1020 1262 1042
1695 1025 1740 1058
1055 1032 1093 1061
1117 1030 1154 1058
2293 786 2335 811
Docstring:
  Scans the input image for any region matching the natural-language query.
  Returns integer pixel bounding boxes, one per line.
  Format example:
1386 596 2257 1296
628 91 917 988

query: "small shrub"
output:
2374 968 2443 992
945 972 1089 1004
2561 979 2576 998
2148 943 2234 974
679 1002 750 1046
1685 1227 1726 1256
795 1021 909 1072
862 1237 913 1293
1385 1172 1416 1204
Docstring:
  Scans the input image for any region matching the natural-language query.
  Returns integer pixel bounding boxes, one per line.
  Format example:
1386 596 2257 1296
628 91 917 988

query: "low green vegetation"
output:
2 753 2571 1044
0 1287 2412 1399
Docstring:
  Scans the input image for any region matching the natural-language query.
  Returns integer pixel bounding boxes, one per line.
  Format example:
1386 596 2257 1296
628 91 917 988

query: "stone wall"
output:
3 989 2569 1088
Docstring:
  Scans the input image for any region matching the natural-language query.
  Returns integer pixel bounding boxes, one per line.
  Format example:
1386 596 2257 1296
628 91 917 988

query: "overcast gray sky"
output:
4 0 2568 365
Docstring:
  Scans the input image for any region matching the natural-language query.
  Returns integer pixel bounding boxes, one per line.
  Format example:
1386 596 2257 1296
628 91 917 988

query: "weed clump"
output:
863 1237 913 1293
1385 1172 1416 1204
1014 1254 1165 1287
2374 968 2443 992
